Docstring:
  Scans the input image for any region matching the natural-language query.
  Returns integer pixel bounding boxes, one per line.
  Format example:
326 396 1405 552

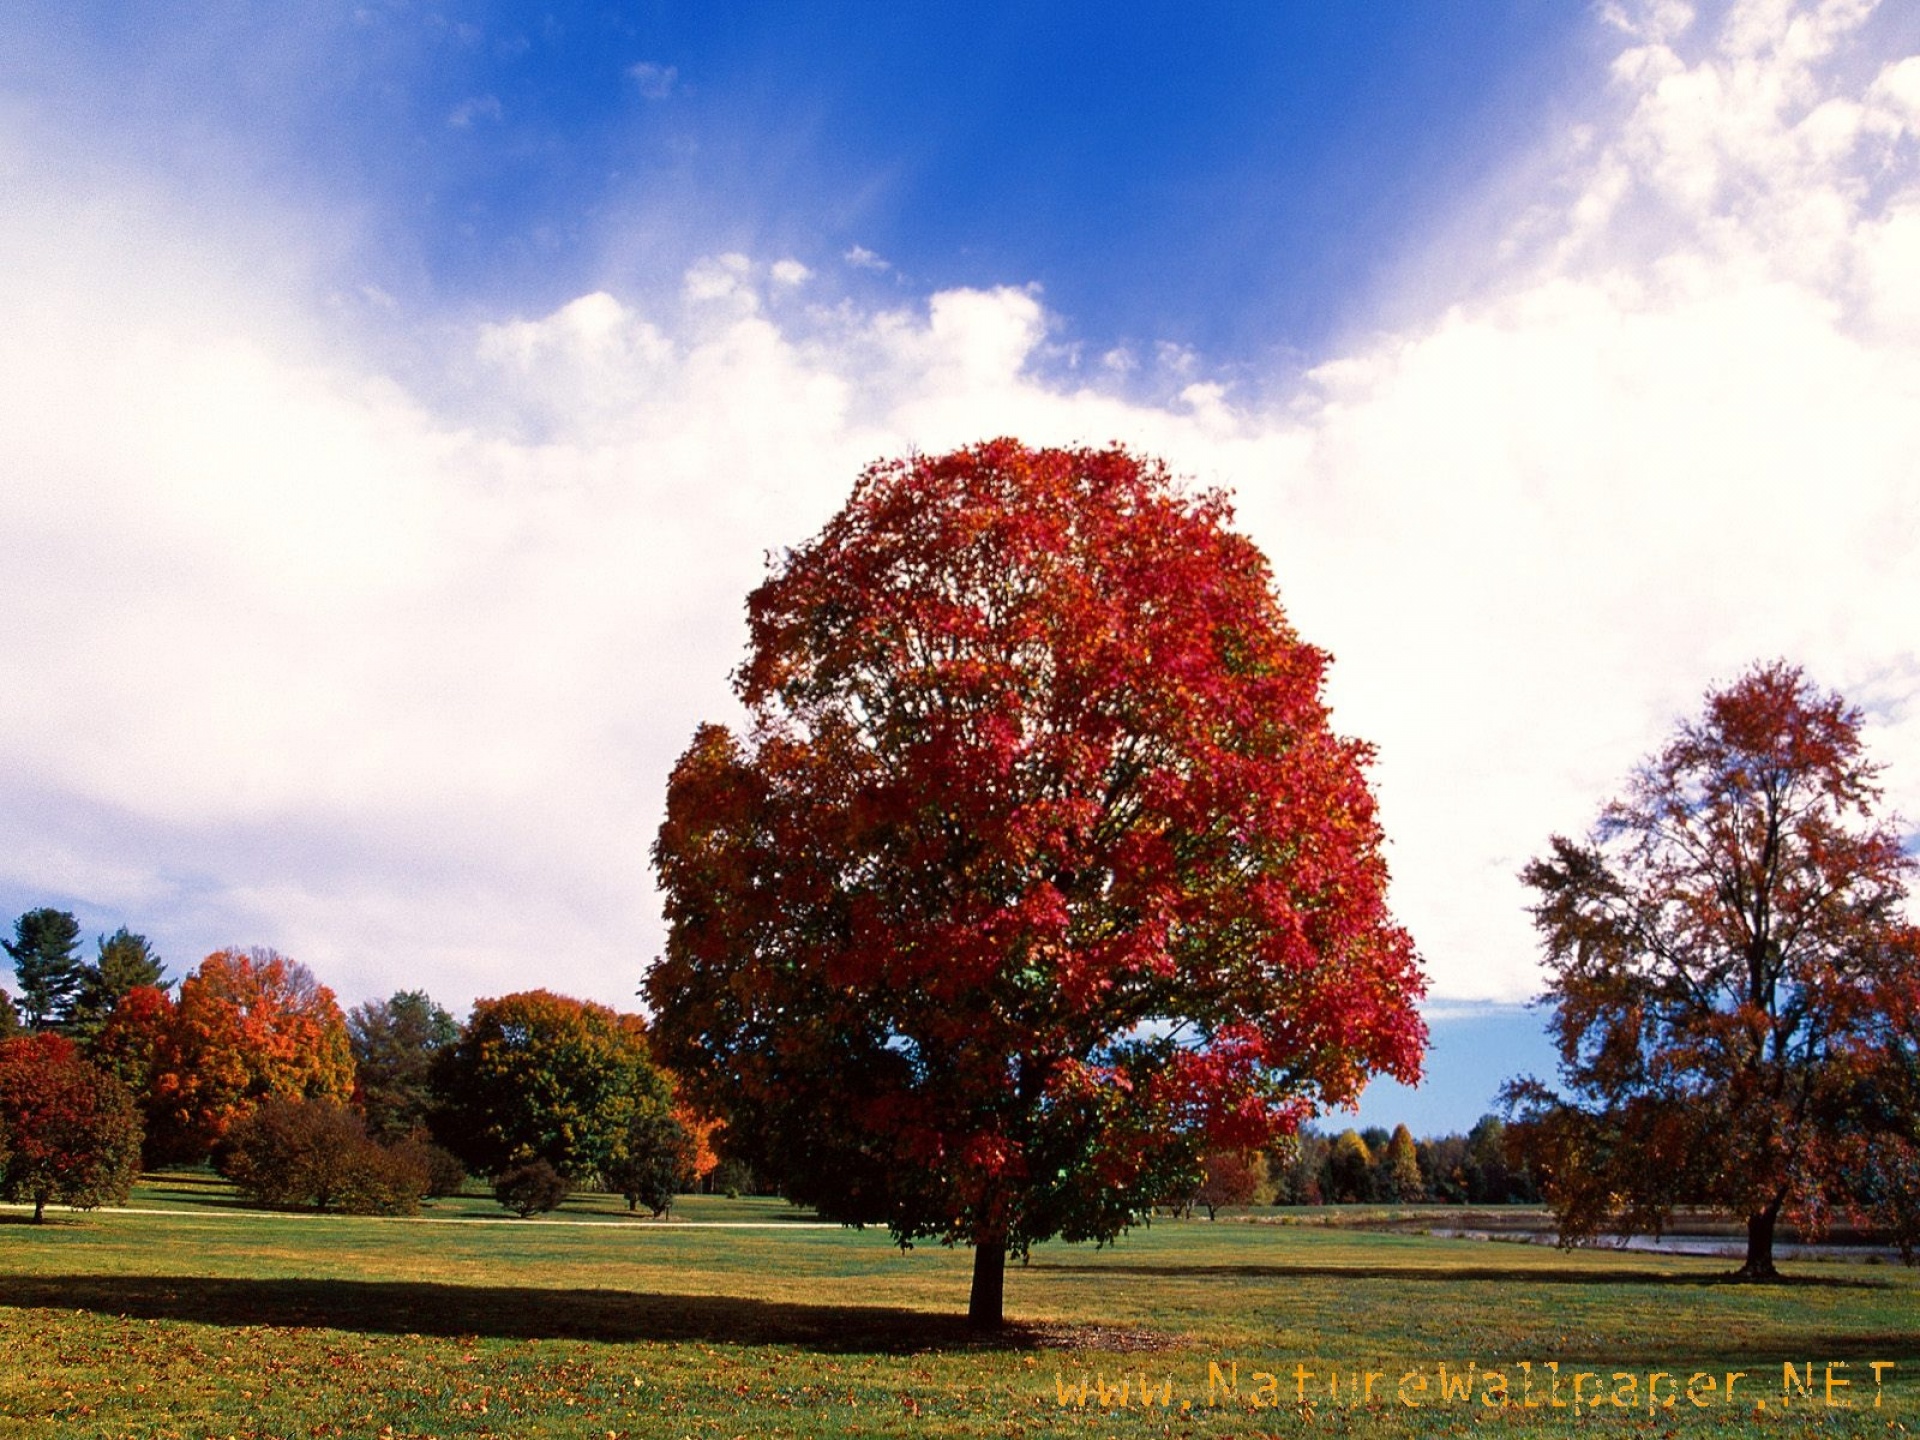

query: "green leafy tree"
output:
1326 1130 1374 1202
3 908 84 1030
1417 1133 1470 1203
67 929 168 1041
604 1103 693 1216
430 990 671 1182
0 988 21 1040
348 990 458 1142
1464 1114 1527 1203
0 1032 143 1222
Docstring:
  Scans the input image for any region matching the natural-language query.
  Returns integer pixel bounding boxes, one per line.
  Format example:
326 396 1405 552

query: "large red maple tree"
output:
647 440 1426 1327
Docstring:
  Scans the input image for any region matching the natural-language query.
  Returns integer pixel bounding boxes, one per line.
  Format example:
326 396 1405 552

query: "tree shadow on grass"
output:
1026 1260 1892 1290
0 1274 1093 1353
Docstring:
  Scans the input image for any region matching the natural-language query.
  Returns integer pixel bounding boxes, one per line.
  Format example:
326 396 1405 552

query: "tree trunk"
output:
968 1232 1007 1330
1736 1198 1782 1279
32 1195 45 1224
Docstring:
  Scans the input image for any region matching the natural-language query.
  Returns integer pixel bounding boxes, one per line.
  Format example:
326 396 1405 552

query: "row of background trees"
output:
2 906 1530 1224
0 925 715 1220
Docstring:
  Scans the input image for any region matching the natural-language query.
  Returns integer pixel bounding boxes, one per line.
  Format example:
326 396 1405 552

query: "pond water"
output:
1427 1227 1904 1263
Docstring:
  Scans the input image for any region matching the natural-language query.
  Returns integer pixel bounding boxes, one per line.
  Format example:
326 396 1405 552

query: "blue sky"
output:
14 3 1597 363
4 1 1920 1133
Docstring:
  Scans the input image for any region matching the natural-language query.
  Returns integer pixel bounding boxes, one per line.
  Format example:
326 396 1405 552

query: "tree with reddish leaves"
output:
1507 661 1920 1277
1191 1148 1266 1219
142 949 356 1162
0 1032 142 1222
647 440 1426 1328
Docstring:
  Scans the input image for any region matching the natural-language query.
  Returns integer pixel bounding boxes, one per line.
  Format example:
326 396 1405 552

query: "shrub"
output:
218 1097 426 1214
391 1131 468 1198
335 1141 429 1216
494 1159 568 1217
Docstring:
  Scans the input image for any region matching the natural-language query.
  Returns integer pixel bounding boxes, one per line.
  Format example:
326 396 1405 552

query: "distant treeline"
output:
1183 1119 1537 1218
0 907 713 1222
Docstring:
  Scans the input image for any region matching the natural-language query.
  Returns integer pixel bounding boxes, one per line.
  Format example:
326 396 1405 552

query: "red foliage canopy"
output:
647 441 1425 1321
0 1031 142 1222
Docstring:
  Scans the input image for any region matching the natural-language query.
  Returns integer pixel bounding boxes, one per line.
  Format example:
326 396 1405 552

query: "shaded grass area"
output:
1 1181 1915 1437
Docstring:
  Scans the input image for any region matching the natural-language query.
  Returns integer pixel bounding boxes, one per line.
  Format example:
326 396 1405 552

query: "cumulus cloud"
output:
1 0 1916 1016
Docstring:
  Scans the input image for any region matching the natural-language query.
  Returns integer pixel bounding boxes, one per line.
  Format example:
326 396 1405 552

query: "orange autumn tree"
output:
648 440 1426 1328
143 948 355 1162
675 1101 720 1188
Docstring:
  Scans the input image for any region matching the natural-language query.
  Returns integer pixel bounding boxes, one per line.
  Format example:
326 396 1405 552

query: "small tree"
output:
333 1143 431 1217
0 989 21 1040
218 1097 428 1215
1383 1124 1424 1203
0 1033 142 1222
1192 1148 1266 1219
219 1097 364 1209
605 1104 693 1216
494 1159 569 1217
1507 662 1919 1277
3 908 84 1030
390 1131 469 1198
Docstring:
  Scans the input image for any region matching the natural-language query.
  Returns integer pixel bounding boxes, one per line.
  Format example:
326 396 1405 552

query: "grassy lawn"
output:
1 1178 1913 1438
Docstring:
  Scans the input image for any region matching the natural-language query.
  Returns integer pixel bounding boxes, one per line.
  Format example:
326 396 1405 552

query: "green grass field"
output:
2 1177 1914 1438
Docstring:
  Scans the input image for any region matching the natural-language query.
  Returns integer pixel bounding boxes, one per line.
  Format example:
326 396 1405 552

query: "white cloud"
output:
627 62 678 101
1 0 1916 1018
843 244 891 272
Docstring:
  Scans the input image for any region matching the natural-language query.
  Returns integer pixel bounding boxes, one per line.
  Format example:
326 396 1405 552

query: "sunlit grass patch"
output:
1 1183 1913 1437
